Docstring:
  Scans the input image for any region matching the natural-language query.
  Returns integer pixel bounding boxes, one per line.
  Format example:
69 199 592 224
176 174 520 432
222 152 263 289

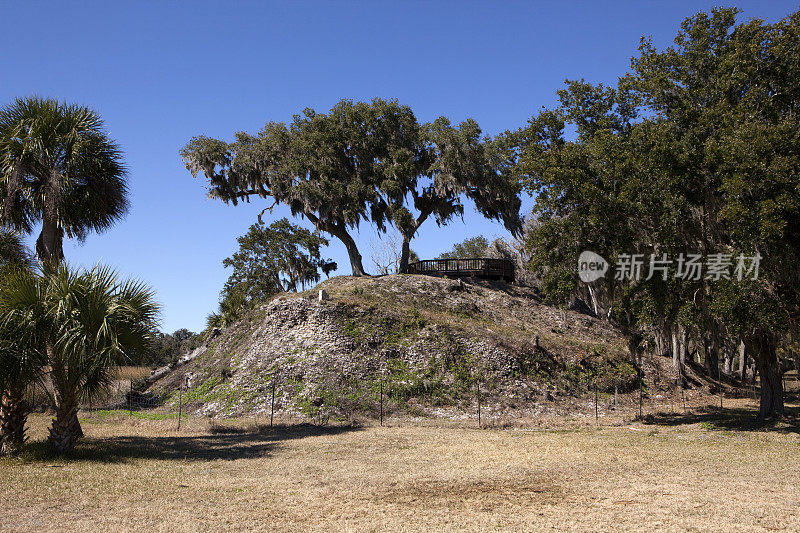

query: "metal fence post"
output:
270 381 276 428
476 381 482 429
177 380 183 431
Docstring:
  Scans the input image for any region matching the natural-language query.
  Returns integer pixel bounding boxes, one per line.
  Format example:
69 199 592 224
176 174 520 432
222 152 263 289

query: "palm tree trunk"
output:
49 396 81 453
73 411 84 438
0 387 28 455
35 216 64 263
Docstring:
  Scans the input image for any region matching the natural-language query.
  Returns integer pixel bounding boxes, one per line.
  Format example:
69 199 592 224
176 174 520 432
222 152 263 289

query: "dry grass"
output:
114 366 152 381
2 402 799 532
21 366 152 411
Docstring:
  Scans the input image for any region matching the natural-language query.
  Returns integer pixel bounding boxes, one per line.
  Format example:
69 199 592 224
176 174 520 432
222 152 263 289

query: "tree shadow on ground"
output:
18 423 362 464
641 406 800 434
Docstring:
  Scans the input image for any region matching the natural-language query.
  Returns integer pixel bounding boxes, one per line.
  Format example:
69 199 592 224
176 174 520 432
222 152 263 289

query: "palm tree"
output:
0 229 30 266
206 287 250 331
0 295 44 455
0 264 160 452
0 229 40 455
0 97 128 262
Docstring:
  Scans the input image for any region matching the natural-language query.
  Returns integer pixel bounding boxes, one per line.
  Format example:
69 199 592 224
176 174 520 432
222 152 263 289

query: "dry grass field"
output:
113 366 152 381
2 399 799 532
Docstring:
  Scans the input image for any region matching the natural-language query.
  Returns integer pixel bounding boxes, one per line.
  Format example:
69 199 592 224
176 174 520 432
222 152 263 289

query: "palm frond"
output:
0 97 129 251
0 262 160 404
0 228 31 268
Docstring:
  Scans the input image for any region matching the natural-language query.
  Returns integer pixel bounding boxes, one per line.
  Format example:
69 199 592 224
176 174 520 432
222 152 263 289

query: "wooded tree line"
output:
519 8 800 420
147 329 203 368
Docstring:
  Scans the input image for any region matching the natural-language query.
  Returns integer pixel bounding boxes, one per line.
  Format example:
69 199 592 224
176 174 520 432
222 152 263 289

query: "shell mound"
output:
150 274 636 420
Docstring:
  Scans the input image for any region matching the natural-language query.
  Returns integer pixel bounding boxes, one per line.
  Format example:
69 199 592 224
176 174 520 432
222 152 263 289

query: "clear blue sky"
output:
1 1 796 332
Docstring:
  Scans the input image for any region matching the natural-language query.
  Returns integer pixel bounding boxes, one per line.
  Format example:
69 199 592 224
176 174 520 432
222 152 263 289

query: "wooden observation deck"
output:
407 258 515 282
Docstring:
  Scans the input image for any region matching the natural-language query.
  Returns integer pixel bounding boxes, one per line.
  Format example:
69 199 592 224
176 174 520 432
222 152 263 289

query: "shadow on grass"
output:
641 406 800 434
17 423 362 464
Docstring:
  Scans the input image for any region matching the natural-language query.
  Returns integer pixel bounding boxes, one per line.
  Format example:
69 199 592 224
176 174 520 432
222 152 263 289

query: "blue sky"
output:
1 1 797 332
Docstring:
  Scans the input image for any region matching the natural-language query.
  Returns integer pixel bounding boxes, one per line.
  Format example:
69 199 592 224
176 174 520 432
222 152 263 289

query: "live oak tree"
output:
629 8 800 419
181 98 522 276
208 218 335 330
222 218 335 301
144 329 201 367
436 236 490 259
388 118 522 273
518 79 662 368
181 99 409 277
519 81 642 318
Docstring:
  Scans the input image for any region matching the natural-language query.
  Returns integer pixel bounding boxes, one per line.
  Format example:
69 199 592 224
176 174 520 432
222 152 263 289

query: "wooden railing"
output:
407 258 515 282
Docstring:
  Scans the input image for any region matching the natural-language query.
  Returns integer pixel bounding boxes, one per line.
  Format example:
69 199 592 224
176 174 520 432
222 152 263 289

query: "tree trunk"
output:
704 331 719 380
35 216 64 263
671 326 680 370
49 398 81 453
328 223 366 277
305 214 367 277
626 331 643 367
678 327 687 364
399 238 412 274
397 210 430 275
587 284 600 317
72 411 84 438
722 345 732 375
0 387 28 455
747 336 784 421
738 340 746 382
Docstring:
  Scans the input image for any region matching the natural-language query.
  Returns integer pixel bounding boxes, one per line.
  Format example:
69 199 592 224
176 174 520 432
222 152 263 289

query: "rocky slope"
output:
149 274 639 420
